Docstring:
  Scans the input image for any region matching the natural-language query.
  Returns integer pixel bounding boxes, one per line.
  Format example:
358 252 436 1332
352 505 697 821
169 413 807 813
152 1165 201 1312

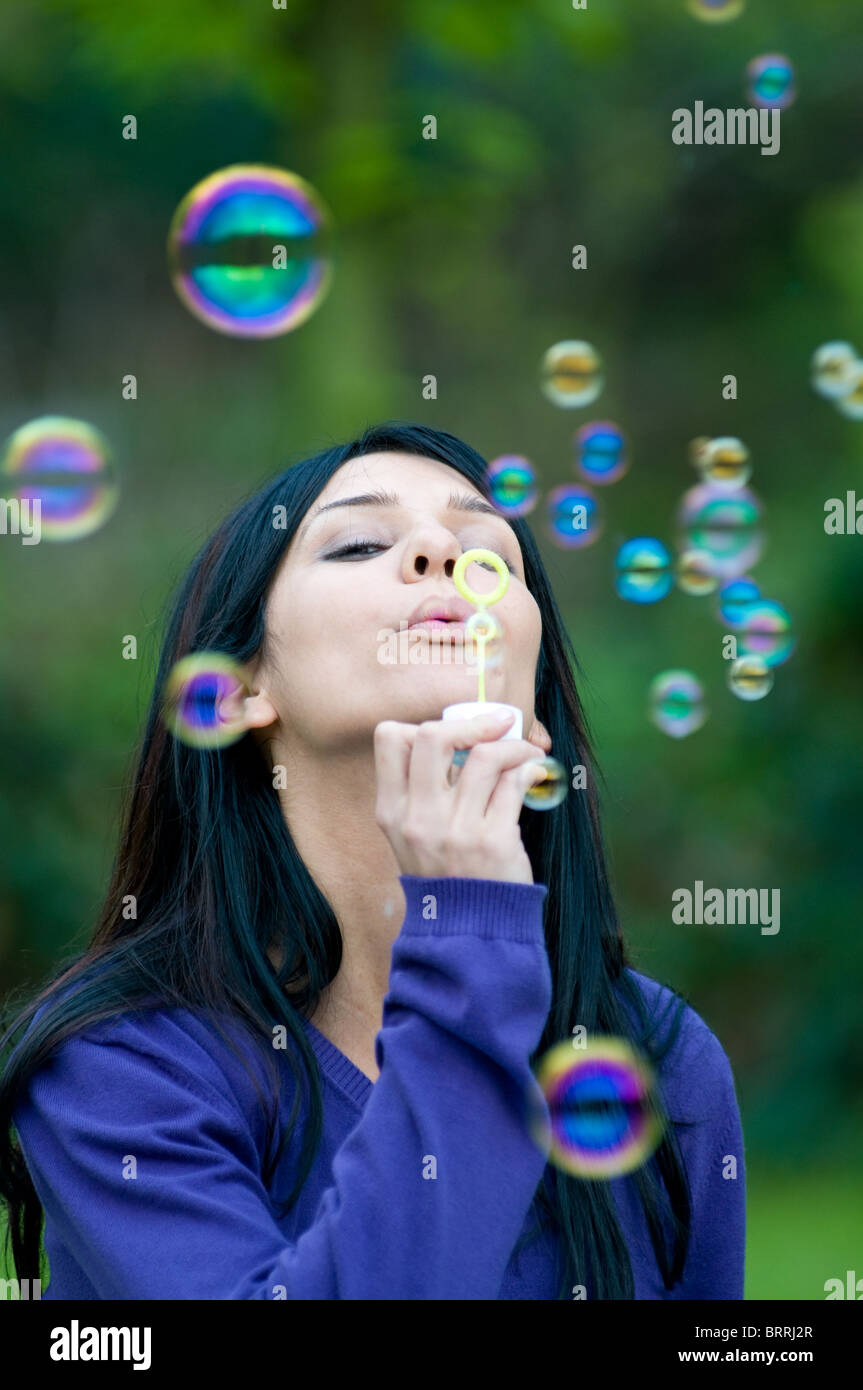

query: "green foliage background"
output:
1 0 861 1298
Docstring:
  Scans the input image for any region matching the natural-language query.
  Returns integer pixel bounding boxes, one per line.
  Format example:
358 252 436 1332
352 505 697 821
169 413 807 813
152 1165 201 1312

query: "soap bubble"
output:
464 608 505 671
689 436 712 471
687 0 744 22
615 538 672 604
523 756 568 811
717 576 760 626
649 670 707 738
1 416 119 541
698 436 751 489
485 455 538 516
811 342 859 400
834 362 863 420
728 655 774 701
528 1036 665 1179
677 481 764 579
162 652 250 748
167 164 333 338
547 484 603 549
676 548 720 596
575 421 628 485
733 599 795 667
540 341 603 408
747 54 796 109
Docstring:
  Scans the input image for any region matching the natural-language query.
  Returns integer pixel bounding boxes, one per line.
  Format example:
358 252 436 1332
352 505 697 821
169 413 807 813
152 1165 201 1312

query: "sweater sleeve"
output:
13 874 553 1300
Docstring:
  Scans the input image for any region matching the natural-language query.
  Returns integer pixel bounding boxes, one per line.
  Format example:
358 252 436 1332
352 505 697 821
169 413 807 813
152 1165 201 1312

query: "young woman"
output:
0 421 745 1300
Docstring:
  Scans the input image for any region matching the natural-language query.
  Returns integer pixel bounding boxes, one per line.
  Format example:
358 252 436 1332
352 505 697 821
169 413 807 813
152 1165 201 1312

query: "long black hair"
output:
0 420 693 1298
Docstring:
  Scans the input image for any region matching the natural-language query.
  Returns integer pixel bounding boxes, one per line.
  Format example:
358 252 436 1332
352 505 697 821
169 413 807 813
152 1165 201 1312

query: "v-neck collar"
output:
300 1015 375 1110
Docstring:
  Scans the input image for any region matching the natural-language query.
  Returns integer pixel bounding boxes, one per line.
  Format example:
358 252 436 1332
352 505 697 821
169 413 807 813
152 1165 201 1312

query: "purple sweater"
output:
14 875 745 1299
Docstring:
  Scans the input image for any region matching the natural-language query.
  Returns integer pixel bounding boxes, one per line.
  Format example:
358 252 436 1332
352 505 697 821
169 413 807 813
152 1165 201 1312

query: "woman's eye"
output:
325 540 516 574
326 539 387 560
478 557 517 575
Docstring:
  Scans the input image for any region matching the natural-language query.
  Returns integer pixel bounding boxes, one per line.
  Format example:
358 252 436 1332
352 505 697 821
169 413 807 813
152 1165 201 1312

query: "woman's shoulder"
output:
616 965 740 1125
17 995 287 1136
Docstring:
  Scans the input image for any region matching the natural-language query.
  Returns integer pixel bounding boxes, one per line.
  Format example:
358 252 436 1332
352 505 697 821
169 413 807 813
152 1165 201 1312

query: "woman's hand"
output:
373 710 546 885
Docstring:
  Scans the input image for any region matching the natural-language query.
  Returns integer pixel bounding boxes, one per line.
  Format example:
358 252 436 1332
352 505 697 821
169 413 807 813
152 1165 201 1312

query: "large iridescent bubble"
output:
732 599 795 668
676 481 764 579
168 164 333 338
485 455 538 516
162 652 251 748
615 538 672 604
1 416 119 541
649 670 708 738
547 483 603 549
528 1036 665 1180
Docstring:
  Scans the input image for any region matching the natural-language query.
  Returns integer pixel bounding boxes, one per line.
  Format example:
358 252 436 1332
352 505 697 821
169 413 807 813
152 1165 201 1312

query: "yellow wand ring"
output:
453 548 510 609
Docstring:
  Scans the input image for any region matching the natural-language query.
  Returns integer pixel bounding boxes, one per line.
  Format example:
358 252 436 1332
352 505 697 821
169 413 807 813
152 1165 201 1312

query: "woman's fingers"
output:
449 737 547 825
372 720 415 829
373 713 515 825
373 712 544 884
405 710 517 806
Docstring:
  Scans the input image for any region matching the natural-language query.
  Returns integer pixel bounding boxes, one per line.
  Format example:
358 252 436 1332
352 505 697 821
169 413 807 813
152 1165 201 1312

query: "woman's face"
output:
249 451 543 752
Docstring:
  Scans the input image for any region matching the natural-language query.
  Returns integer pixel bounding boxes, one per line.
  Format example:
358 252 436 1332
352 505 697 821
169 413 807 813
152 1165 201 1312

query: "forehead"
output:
294 450 517 551
315 450 475 502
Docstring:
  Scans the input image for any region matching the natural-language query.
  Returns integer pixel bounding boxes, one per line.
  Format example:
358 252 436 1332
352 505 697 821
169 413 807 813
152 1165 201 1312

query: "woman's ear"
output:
243 687 280 732
526 716 552 752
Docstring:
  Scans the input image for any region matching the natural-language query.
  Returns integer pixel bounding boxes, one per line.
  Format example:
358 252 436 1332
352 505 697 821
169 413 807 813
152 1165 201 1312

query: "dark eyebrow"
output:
296 487 505 546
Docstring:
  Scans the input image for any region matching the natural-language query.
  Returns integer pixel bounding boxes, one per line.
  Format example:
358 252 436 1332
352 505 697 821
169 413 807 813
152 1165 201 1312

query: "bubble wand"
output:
441 547 567 808
453 547 508 705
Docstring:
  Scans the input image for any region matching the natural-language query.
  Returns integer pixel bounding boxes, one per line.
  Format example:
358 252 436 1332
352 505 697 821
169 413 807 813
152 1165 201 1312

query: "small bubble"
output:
733 599 795 668
162 651 250 748
716 576 760 626
575 421 628 485
834 362 863 420
728 655 774 701
747 54 796 110
649 670 708 738
676 548 720 596
523 757 569 811
811 342 859 400
540 340 603 408
485 455 538 516
698 436 751 489
547 483 603 549
615 538 673 604
688 436 712 471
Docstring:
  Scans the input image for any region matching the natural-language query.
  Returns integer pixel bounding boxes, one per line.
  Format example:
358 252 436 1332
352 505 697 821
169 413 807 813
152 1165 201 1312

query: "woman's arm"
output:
14 874 552 1300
